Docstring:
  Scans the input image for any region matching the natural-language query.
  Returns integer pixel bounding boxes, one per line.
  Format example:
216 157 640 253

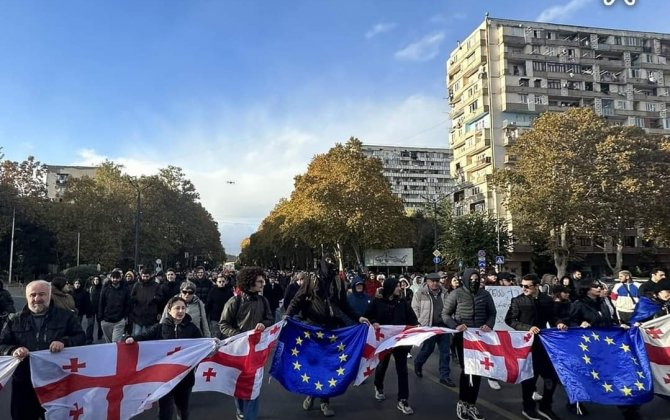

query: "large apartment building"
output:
361 144 454 213
45 165 97 201
447 17 670 274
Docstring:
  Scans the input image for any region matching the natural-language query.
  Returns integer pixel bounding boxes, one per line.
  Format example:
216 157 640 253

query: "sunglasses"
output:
521 284 534 289
181 290 195 295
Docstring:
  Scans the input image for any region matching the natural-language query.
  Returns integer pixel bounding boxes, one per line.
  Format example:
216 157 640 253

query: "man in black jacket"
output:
159 268 182 311
263 274 284 319
129 268 162 336
99 270 131 343
505 274 567 420
192 266 213 303
0 280 85 420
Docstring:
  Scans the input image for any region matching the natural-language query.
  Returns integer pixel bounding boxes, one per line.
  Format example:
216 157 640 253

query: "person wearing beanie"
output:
347 277 370 318
364 278 418 415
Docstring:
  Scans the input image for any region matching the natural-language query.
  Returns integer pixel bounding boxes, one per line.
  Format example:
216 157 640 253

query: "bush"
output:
61 265 100 283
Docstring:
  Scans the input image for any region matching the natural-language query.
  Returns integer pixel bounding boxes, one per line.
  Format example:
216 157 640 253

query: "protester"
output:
263 274 284 319
346 278 370 318
364 277 418 415
559 275 577 300
410 275 424 294
505 274 566 420
219 266 273 420
638 268 666 296
125 296 203 420
610 270 641 325
192 266 214 303
0 280 85 420
158 268 182 311
161 281 211 337
442 268 496 420
99 270 132 343
286 256 369 417
50 276 77 313
398 277 413 302
206 273 235 338
129 268 163 336
411 272 454 386
0 279 16 330
282 272 306 311
86 275 104 343
72 279 91 325
364 272 382 298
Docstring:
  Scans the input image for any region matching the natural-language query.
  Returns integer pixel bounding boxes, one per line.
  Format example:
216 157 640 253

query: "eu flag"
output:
270 318 368 398
540 327 653 405
630 296 662 325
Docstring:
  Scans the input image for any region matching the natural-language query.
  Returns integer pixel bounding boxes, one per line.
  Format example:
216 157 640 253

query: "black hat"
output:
425 272 441 280
654 278 670 292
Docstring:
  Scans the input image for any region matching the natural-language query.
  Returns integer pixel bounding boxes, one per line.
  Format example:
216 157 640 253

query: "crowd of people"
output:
0 264 668 420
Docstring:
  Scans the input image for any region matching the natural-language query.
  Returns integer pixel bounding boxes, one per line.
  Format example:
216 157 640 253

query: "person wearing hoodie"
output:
86 275 104 343
398 278 413 302
160 280 211 337
411 272 454 387
219 266 273 420
442 268 496 420
206 273 235 338
125 296 204 420
347 278 370 318
282 272 306 311
50 276 77 313
72 279 92 325
364 278 418 415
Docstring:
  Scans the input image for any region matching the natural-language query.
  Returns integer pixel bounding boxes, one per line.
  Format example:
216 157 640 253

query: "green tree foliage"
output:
438 210 510 269
241 137 413 268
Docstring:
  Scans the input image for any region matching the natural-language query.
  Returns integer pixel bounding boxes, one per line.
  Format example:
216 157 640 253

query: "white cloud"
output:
365 22 397 39
536 0 589 22
66 94 448 255
394 32 445 62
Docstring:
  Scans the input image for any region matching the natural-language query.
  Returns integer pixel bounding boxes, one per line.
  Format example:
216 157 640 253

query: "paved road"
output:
1 286 669 419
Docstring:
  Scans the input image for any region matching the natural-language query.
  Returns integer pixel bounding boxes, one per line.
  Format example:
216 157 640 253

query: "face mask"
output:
468 280 480 294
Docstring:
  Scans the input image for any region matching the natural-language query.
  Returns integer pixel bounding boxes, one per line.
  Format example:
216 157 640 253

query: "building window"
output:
534 79 542 88
520 94 529 104
469 100 478 113
534 95 544 104
519 78 529 87
646 102 657 112
548 79 561 89
533 61 546 72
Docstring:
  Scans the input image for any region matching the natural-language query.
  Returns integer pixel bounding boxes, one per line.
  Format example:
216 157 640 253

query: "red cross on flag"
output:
641 313 670 396
193 321 283 400
0 356 20 392
30 338 216 420
374 326 458 356
353 325 417 386
463 329 534 384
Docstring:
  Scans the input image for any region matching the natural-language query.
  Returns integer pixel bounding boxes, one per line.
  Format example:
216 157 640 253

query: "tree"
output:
0 155 47 198
438 210 510 269
494 109 606 278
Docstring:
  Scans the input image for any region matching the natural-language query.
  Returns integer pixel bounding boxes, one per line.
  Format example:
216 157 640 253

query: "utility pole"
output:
76 232 80 266
8 208 15 284
129 177 151 272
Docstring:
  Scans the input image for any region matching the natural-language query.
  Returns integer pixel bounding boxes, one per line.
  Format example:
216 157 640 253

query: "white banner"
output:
485 286 523 331
364 248 413 267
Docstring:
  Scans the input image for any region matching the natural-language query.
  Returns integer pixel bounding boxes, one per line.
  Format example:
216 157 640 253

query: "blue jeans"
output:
236 398 259 420
414 333 451 380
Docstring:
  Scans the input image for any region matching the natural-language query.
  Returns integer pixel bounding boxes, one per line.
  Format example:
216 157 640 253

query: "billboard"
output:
364 248 414 267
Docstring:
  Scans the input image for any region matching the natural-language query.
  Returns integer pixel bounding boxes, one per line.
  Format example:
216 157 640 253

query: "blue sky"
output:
0 0 667 255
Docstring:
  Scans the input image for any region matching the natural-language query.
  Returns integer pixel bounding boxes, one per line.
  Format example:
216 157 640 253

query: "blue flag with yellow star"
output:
540 327 653 405
270 318 368 397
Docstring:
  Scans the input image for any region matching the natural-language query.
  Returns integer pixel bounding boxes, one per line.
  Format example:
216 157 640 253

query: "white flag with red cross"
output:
353 325 413 386
30 339 216 420
0 356 20 391
641 313 670 396
193 321 283 399
463 329 534 384
374 326 458 355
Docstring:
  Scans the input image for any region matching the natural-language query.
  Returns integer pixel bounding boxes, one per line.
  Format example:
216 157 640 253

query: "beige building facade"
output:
45 165 97 201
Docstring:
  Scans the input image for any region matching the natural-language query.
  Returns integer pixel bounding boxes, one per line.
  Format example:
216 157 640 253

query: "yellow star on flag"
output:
339 353 348 362
620 343 630 353
602 382 613 392
631 356 639 365
329 334 338 342
337 342 346 352
296 337 303 345
637 371 645 378
293 361 302 370
582 355 591 365
304 331 311 339
291 348 300 356
301 373 310 383
328 378 337 387
634 381 645 390
581 335 591 343
605 337 615 345
590 370 599 380
591 332 600 341
579 343 589 352
336 367 345 376
316 331 325 339
315 381 323 390
620 386 633 396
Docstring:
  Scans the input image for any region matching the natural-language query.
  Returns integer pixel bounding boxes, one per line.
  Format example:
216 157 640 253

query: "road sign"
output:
477 249 486 257
432 250 442 257
458 260 463 269
495 256 505 265
433 256 442 264
478 256 486 262
478 260 486 268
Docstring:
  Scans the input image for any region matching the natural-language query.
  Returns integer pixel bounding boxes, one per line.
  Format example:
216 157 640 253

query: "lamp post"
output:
421 195 439 272
128 177 152 272
8 208 15 284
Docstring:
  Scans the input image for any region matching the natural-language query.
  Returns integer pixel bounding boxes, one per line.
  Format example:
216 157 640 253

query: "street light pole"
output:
129 177 151 272
8 208 15 284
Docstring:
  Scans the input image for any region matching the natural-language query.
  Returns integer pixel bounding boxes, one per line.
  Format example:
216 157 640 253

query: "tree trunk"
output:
552 223 569 278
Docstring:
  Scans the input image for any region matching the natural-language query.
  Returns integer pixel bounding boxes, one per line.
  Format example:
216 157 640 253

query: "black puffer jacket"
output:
0 305 85 383
505 292 557 331
441 268 496 329
364 278 418 326
192 278 214 303
99 283 131 323
129 280 162 327
206 285 234 322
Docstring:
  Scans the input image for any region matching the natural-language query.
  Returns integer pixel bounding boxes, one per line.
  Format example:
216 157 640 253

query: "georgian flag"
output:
0 356 20 391
193 321 283 400
641 314 670 396
463 329 534 384
354 325 408 385
374 326 458 355
30 339 216 420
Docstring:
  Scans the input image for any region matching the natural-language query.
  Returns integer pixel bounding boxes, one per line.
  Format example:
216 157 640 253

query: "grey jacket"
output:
441 269 496 329
219 292 273 338
160 294 211 337
411 283 449 326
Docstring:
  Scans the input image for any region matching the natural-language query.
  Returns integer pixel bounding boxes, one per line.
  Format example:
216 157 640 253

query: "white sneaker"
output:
467 404 485 420
397 399 414 415
375 387 386 401
532 391 543 401
487 379 501 390
456 401 468 420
